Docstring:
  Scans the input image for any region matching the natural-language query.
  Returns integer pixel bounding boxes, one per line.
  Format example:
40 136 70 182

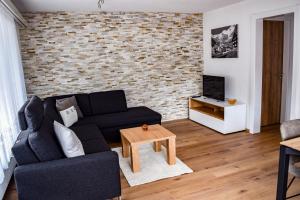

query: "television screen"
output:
203 75 225 101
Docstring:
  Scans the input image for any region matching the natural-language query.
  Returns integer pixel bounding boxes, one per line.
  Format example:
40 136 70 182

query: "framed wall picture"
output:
211 24 238 58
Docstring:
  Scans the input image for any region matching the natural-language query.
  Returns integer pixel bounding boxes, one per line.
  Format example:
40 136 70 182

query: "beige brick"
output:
20 12 203 121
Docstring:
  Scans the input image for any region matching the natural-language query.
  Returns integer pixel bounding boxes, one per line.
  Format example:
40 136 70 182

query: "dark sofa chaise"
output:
12 90 162 200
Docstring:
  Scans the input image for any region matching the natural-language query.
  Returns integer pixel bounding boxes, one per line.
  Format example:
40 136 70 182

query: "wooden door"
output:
261 20 284 127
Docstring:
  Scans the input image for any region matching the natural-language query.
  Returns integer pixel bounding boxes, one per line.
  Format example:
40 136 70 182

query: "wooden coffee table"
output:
120 124 176 173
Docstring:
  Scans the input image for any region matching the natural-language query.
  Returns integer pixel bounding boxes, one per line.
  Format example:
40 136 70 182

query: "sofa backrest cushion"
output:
12 130 39 165
28 118 65 162
44 98 63 124
48 94 92 116
25 96 44 131
89 90 127 115
18 100 29 131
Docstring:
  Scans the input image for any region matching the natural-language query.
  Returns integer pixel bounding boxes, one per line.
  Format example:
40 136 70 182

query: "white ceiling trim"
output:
12 0 245 13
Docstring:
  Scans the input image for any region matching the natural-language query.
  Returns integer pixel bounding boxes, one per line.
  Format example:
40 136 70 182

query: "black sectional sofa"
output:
12 90 162 200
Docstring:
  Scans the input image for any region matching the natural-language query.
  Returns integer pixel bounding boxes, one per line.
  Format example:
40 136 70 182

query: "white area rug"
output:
112 144 193 186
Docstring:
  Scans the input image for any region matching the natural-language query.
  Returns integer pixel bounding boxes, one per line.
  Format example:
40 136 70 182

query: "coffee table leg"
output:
153 141 161 152
121 135 129 158
131 145 140 173
167 138 176 165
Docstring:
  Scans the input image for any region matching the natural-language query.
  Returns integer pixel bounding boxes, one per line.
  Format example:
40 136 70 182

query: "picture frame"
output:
211 24 238 58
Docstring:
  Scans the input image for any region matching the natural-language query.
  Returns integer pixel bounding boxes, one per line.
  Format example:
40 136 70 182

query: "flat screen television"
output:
203 75 225 101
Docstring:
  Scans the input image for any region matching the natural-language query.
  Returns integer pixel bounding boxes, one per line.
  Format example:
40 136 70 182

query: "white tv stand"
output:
189 96 246 134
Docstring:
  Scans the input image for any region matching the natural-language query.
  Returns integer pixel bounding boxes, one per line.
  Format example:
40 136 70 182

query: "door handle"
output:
279 74 283 79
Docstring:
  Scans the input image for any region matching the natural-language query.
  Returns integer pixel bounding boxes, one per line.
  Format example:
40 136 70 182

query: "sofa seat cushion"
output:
70 124 110 154
76 106 162 129
70 124 103 141
100 120 161 142
81 139 110 154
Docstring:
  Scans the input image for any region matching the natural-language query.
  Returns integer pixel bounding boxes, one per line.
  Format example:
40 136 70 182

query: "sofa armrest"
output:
14 151 121 200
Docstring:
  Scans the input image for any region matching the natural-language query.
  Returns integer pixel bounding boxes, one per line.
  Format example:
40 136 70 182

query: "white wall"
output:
281 13 294 122
203 0 300 131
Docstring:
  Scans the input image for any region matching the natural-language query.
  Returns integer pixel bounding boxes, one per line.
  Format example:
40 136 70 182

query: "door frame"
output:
249 5 300 133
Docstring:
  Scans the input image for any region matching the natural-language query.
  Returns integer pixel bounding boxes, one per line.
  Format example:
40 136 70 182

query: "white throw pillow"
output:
59 106 78 127
53 121 85 158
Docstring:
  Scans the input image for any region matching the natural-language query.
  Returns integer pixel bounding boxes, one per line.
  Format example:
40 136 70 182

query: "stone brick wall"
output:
19 12 203 121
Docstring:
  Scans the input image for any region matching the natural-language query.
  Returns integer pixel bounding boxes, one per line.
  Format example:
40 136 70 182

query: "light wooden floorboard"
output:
4 119 300 199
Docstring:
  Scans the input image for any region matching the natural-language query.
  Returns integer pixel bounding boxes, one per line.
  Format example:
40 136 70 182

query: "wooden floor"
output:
4 119 300 200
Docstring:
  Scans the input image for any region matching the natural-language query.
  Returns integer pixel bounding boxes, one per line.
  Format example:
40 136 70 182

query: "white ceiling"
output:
12 0 245 13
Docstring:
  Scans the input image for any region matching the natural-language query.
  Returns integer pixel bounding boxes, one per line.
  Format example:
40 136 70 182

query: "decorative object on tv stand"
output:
227 98 237 105
211 24 238 58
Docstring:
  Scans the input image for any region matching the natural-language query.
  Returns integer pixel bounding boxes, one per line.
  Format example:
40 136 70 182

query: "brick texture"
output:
19 12 203 121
